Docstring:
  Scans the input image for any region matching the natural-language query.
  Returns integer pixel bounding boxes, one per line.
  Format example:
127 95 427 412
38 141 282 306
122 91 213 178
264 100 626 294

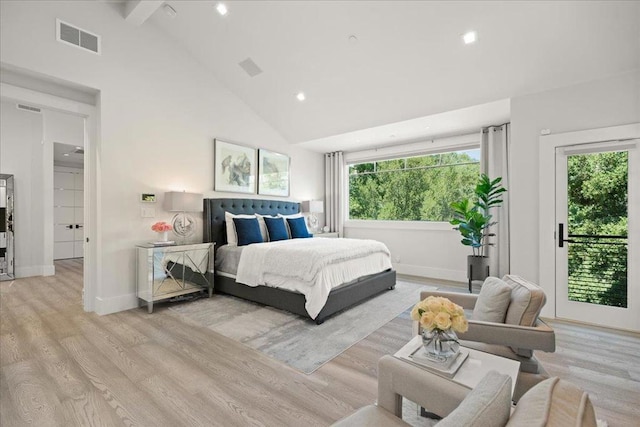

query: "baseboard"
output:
42 264 55 276
15 264 55 278
95 293 138 315
393 262 467 283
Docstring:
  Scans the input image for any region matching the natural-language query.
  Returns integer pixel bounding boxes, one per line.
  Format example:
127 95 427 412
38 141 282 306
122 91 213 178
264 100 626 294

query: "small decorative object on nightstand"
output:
136 242 214 313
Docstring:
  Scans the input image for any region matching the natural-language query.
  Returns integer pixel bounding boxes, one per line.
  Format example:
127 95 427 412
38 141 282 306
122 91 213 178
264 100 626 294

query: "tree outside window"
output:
348 148 480 222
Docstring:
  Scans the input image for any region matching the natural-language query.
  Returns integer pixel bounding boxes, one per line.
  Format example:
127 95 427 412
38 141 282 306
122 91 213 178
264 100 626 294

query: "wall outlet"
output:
141 207 155 218
394 255 401 263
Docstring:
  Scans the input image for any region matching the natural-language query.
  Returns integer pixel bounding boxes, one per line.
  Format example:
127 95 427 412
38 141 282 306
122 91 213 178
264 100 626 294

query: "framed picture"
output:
214 139 256 194
258 149 290 197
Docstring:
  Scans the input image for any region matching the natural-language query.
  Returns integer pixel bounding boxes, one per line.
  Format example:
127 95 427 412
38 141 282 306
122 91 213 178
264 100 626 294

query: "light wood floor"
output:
1 261 638 426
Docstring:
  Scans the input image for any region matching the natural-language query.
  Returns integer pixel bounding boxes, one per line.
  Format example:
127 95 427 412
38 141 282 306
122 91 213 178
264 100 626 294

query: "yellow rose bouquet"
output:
411 296 468 358
411 296 468 333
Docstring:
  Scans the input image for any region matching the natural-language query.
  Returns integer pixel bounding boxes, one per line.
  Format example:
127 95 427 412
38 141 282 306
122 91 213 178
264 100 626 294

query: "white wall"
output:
510 70 640 316
346 224 468 282
0 101 46 277
0 1 324 313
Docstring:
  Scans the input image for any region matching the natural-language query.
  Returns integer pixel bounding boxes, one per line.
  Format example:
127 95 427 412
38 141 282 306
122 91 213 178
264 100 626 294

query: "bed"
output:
203 198 396 324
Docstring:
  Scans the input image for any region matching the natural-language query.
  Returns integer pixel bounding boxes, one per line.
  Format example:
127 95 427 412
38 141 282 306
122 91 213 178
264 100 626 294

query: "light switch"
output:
141 207 155 218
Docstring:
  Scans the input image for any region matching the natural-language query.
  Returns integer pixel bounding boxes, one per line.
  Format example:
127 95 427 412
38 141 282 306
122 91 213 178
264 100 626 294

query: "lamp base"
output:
308 213 319 233
171 212 196 238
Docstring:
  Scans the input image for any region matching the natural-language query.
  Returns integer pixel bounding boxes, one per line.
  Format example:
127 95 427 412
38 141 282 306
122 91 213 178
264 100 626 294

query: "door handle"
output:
558 223 575 247
66 225 74 229
75 224 83 229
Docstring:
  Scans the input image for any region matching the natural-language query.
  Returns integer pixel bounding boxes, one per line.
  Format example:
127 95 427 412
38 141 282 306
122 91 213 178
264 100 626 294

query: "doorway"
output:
1 80 97 312
555 140 639 330
53 142 85 260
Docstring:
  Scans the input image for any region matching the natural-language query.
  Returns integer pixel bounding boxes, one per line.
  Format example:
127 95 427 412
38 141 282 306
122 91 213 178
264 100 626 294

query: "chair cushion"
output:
331 405 409 427
502 275 546 327
472 277 512 323
438 370 512 427
506 377 597 427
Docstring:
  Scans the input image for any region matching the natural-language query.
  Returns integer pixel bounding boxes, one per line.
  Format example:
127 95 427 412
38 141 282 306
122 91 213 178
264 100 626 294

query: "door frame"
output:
0 82 99 313
539 123 640 326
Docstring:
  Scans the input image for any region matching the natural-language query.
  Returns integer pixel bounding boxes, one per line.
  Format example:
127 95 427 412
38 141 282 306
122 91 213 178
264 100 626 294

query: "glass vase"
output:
157 231 168 242
422 328 460 359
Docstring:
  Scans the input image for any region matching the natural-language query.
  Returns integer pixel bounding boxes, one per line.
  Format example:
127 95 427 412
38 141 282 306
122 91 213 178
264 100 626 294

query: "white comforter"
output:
235 238 392 319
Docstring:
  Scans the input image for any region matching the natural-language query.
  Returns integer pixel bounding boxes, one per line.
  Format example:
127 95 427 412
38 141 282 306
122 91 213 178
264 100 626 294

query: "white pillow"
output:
224 212 255 246
254 213 275 242
472 277 512 323
277 213 303 219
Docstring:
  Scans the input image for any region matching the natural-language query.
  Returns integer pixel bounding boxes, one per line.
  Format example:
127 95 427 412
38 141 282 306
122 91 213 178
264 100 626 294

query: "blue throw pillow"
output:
233 218 263 246
287 217 312 239
264 217 289 241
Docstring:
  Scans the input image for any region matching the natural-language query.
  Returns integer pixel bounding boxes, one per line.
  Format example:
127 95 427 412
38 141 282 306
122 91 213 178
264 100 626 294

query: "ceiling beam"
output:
124 0 164 26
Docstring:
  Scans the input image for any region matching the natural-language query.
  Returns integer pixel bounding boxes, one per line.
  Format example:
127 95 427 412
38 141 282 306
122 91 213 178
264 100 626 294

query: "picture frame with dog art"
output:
214 139 256 194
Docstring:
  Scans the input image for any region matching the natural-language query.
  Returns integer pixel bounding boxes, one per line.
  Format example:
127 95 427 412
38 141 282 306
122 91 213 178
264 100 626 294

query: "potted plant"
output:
450 174 506 291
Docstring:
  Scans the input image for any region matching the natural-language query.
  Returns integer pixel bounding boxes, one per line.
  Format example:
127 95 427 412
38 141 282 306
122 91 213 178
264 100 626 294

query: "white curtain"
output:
481 124 510 277
324 151 345 235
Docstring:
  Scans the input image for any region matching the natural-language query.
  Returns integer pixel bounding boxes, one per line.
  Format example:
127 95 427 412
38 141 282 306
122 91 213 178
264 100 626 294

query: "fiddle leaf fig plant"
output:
450 174 506 257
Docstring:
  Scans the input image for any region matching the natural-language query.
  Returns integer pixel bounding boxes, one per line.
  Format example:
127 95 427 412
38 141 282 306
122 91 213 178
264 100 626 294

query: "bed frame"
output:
203 198 396 324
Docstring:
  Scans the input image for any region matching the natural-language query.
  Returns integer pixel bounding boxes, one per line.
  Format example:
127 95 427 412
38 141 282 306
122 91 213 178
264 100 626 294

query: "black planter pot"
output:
467 255 490 293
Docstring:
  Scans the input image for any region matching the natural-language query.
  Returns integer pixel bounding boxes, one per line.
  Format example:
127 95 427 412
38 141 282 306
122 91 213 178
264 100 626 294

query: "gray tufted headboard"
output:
203 198 300 251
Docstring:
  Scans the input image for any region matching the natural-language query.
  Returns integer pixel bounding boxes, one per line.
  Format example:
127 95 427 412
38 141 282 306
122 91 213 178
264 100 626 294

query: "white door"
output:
54 168 84 259
555 140 639 330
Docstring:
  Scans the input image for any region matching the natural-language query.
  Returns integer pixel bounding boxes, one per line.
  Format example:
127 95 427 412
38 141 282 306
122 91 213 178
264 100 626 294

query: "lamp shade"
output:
302 200 324 213
164 191 203 212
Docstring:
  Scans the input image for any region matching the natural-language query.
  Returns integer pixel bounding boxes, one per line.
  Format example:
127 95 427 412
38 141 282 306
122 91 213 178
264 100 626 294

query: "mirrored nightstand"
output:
136 242 214 313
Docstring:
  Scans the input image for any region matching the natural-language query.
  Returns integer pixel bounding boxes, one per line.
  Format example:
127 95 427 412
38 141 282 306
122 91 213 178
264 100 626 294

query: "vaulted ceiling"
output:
137 1 638 152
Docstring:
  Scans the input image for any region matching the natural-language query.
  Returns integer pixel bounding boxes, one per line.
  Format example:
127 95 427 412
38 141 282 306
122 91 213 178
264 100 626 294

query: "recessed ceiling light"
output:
463 31 477 44
296 92 306 101
63 153 70 156
216 3 228 16
75 146 82 150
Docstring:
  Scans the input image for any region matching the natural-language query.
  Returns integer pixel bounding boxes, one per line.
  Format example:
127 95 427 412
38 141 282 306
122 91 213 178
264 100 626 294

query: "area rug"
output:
168 280 436 374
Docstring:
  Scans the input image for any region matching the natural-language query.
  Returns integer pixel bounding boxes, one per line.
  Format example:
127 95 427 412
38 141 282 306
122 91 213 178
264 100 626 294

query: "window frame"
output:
344 136 481 227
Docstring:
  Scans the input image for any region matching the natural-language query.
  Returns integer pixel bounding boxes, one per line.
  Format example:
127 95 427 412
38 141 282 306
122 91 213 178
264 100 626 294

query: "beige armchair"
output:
415 275 556 402
332 355 597 427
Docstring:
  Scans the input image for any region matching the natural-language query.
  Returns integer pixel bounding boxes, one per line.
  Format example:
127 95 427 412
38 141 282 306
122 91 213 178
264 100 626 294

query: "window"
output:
348 148 480 221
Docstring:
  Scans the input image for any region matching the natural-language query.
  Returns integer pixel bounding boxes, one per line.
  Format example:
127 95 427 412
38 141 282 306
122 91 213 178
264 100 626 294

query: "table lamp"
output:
164 191 203 238
302 200 324 233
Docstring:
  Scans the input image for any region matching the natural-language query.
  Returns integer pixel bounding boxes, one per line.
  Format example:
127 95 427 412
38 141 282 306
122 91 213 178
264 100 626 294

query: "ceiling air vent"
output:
56 19 101 55
238 58 263 78
16 104 42 114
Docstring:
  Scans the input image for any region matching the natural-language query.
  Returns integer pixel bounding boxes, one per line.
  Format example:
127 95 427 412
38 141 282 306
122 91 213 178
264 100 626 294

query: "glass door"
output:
555 140 639 330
